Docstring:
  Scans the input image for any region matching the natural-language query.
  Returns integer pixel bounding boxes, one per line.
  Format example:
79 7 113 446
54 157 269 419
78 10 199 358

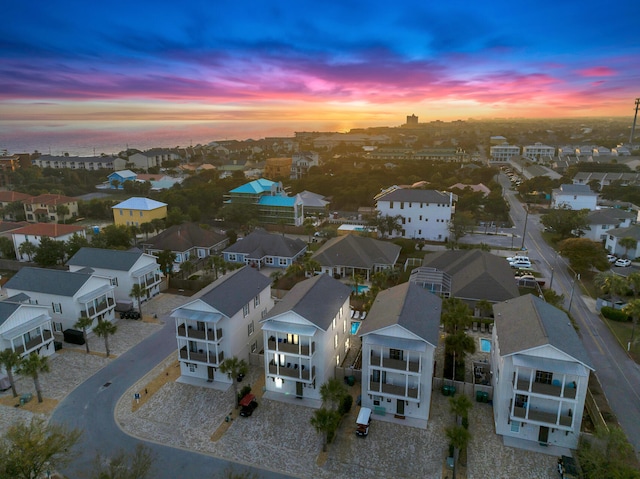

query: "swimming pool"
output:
351 321 361 335
479 338 491 353
351 285 370 294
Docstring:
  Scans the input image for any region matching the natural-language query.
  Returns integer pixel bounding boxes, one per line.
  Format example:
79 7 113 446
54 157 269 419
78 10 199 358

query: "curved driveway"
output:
503 176 640 456
51 313 295 479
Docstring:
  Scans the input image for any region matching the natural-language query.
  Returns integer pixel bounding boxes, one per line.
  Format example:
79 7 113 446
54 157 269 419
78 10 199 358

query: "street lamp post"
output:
549 267 554 289
521 203 530 250
568 274 581 314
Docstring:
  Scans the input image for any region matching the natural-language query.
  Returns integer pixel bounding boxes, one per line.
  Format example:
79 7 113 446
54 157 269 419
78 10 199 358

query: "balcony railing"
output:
369 380 419 399
14 330 53 355
514 378 577 400
179 346 224 364
268 362 314 381
370 352 420 373
267 338 313 355
177 324 223 342
512 406 573 428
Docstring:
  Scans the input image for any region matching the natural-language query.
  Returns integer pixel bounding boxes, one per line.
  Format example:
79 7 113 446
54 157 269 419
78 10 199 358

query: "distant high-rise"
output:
406 114 419 125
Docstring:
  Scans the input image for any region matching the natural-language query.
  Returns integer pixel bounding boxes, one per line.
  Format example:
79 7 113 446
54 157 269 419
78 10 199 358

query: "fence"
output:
584 387 608 433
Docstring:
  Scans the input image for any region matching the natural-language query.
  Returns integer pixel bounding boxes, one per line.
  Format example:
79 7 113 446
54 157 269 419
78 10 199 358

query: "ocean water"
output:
0 119 393 157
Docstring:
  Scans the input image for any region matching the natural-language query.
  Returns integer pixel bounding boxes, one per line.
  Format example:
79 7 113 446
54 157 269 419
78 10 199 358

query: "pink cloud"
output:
577 66 616 77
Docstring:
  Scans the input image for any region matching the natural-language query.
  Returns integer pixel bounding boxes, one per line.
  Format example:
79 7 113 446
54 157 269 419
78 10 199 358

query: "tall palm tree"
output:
594 272 628 303
619 237 638 259
140 222 155 240
17 352 50 403
0 348 22 397
442 298 472 334
130 283 148 316
219 357 249 408
622 299 640 351
475 299 493 319
310 408 340 452
93 320 118 358
449 394 473 425
319 378 347 411
74 316 94 354
445 332 476 380
446 424 472 476
180 259 196 279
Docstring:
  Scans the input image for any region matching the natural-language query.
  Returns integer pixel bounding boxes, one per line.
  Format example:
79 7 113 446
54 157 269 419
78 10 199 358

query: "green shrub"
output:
392 238 417 255
238 385 252 401
601 306 630 322
339 394 353 416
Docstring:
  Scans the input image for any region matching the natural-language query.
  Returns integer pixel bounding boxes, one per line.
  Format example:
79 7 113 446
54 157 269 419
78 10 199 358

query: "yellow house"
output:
112 197 168 227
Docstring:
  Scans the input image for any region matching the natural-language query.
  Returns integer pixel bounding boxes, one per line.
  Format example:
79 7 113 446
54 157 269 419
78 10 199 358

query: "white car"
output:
614 258 631 267
607 254 617 263
507 255 530 263
510 260 532 269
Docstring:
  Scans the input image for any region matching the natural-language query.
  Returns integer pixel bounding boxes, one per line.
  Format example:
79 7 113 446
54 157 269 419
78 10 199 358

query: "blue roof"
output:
109 170 137 180
230 178 276 194
112 197 167 210
258 196 296 207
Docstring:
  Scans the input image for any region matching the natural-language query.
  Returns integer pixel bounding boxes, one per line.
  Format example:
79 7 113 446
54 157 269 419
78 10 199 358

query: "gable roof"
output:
587 208 635 225
420 250 519 302
0 301 21 328
230 178 277 194
112 197 167 210
25 193 76 206
376 188 451 204
108 170 137 179
606 224 640 240
5 267 92 297
143 222 227 252
67 247 149 271
311 235 401 269
224 229 306 258
263 274 351 330
0 191 33 203
359 282 441 345
298 190 329 208
493 294 593 369
11 223 85 238
555 184 597 196
198 266 271 317
0 221 29 233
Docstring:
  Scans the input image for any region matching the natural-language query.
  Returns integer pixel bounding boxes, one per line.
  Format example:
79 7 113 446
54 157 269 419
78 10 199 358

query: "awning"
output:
170 308 223 323
363 333 428 352
77 284 114 303
261 320 317 336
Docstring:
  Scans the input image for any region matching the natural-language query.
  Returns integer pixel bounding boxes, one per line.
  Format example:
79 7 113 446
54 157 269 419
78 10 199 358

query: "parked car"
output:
607 254 617 263
510 260 532 269
614 258 631 267
239 393 258 417
507 255 530 263
120 310 141 319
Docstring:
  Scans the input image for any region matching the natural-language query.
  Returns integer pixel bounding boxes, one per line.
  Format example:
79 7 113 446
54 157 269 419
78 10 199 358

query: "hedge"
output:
601 306 630 322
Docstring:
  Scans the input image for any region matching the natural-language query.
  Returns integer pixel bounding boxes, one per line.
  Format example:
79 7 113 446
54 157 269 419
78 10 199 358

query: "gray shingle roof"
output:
143 222 227 252
587 208 635 225
493 294 593 369
377 188 451 203
311 235 401 269
67 247 144 271
556 184 597 195
5 267 91 297
359 282 441 346
420 250 519 302
199 266 271 318
264 274 351 331
223 229 306 258
0 302 21 328
606 225 640 240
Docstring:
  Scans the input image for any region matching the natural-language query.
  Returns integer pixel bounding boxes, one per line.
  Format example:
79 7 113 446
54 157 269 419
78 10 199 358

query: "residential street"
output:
501 175 640 456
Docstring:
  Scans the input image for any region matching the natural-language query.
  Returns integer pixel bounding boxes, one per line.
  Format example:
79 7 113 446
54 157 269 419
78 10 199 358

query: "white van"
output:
355 407 372 437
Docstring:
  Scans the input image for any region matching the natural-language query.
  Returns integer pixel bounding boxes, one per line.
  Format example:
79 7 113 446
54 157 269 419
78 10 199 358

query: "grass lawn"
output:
603 318 640 362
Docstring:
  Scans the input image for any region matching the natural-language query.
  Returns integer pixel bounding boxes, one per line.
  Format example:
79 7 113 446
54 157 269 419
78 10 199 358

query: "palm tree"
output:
446 424 472 476
130 283 148 316
140 222 155 240
74 316 94 354
17 352 50 403
449 394 473 425
475 299 493 319
594 272 628 303
310 407 340 452
151 218 165 234
319 378 347 411
93 320 118 358
442 298 472 334
622 299 640 351
303 258 321 277
18 240 37 261
219 357 249 408
445 332 476 380
56 204 70 224
180 259 196 279
619 237 638 259
303 217 316 243
0 348 22 397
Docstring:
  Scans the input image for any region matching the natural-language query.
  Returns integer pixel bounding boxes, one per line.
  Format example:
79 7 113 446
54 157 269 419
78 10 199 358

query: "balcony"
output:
268 362 314 381
267 338 314 355
179 346 224 364
370 352 420 373
177 324 223 342
515 378 577 400
369 380 419 399
14 330 53 355
512 406 573 428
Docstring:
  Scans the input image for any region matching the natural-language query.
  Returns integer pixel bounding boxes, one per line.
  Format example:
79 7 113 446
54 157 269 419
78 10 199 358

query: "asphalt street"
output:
502 175 640 456
50 313 296 479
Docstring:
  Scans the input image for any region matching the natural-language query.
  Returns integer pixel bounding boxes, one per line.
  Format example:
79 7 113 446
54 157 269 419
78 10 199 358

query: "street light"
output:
568 274 581 314
521 203 530 250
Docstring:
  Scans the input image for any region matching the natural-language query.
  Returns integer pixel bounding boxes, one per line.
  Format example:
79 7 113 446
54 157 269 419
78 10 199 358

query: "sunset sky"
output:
2 0 639 127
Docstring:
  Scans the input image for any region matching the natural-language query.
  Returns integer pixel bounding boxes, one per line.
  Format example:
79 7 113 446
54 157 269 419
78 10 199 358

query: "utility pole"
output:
630 98 640 147
521 204 529 250
568 274 581 314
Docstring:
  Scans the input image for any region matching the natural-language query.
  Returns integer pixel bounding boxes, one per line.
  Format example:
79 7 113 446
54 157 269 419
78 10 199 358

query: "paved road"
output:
50 309 295 479
501 175 640 456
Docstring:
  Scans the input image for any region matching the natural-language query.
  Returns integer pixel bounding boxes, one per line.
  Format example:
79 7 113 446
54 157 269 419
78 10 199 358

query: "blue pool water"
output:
351 321 361 335
480 338 491 353
352 285 370 294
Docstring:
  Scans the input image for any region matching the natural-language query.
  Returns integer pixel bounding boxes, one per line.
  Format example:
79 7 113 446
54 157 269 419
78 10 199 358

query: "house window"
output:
344 338 349 352
261 309 267 319
189 364 196 373
52 303 62 314
110 277 118 286
336 354 340 366
535 370 553 385
400 202 404 209
228 254 236 261
389 202 394 209
265 257 274 265
140 211 143 217
332 317 336 330
389 349 403 361
119 210 123 216
243 304 250 317
53 322 63 332
334 334 338 349
254 295 260 307
279 258 288 266
251 341 258 353
510 420 520 433
129 210 133 216
343 319 346 333
248 321 254 336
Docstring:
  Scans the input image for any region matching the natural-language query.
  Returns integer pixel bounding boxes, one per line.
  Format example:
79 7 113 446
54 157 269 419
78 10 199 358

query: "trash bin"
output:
442 385 456 396
476 391 489 403
347 375 355 386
